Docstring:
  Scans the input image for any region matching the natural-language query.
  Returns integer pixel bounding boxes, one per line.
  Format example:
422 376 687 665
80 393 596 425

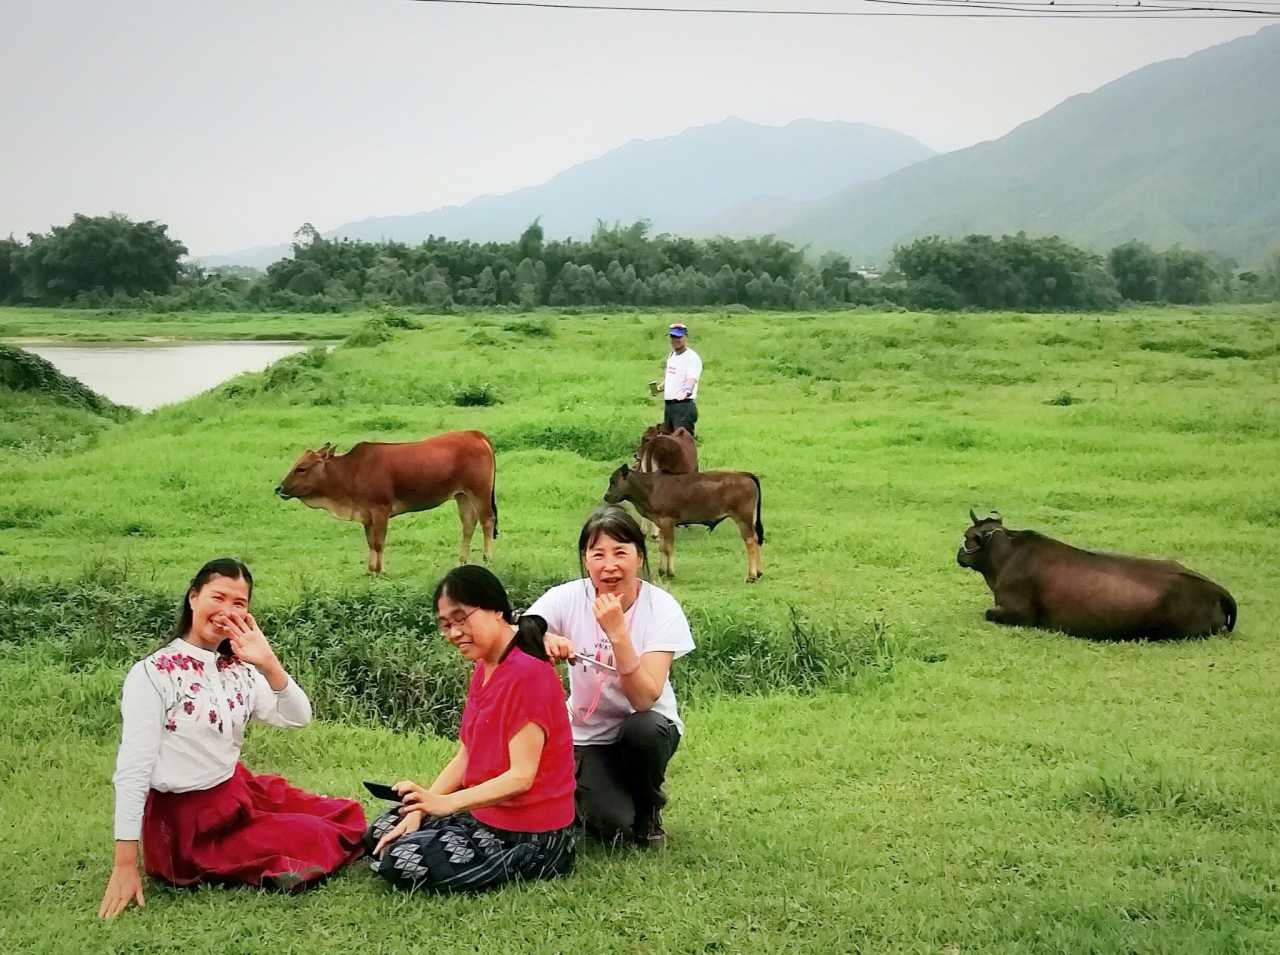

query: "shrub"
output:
449 382 499 407
342 317 394 348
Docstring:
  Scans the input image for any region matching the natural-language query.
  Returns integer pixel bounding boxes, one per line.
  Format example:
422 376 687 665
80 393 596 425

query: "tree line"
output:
2 213 1277 312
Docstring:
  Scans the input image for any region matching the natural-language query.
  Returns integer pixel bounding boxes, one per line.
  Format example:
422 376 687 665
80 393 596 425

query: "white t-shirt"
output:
526 580 695 745
111 639 312 840
664 347 702 401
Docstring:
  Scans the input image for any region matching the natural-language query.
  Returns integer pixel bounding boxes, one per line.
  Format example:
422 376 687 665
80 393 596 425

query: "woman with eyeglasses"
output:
100 558 367 919
527 505 695 850
366 564 576 892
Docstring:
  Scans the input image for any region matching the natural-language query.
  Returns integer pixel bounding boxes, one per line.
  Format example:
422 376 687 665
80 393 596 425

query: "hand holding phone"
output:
363 781 403 802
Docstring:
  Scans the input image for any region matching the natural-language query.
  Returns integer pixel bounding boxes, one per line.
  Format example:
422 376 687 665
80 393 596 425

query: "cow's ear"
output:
320 442 335 459
969 508 978 525
620 463 630 476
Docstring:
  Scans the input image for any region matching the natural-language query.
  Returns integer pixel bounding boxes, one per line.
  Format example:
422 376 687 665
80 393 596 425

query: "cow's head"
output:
957 508 1004 569
603 464 635 504
275 443 336 500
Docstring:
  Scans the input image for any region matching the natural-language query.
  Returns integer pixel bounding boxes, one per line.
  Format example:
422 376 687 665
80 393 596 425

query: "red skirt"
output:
142 763 367 888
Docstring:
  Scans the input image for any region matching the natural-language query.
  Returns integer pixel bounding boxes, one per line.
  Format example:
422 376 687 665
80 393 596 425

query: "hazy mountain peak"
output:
203 116 935 266
782 26 1280 265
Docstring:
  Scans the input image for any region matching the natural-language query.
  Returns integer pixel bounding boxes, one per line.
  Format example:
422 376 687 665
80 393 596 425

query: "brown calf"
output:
634 423 699 475
276 430 498 573
604 464 763 581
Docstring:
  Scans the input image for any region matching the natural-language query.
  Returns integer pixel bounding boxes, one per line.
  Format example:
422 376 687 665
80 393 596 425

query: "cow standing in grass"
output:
957 510 1236 639
604 464 763 581
634 424 698 475
276 430 498 574
632 424 699 541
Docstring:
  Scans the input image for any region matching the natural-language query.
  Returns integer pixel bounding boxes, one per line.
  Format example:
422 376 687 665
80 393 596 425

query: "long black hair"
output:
577 505 650 579
433 564 548 662
171 557 254 640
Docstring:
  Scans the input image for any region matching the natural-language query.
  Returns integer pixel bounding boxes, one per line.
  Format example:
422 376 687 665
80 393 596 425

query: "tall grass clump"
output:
342 317 394 348
448 381 500 407
259 345 330 392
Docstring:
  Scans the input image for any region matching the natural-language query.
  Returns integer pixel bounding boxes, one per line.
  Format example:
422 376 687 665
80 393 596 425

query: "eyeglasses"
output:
436 607 482 635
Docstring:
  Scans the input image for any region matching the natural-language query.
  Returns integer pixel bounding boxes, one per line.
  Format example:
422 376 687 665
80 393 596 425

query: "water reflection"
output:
21 341 310 412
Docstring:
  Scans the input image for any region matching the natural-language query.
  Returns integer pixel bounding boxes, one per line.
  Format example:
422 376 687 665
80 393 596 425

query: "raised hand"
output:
593 593 627 642
219 612 279 672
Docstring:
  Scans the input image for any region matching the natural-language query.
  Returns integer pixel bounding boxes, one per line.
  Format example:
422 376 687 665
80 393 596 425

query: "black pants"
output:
575 711 681 845
663 399 697 436
365 811 575 893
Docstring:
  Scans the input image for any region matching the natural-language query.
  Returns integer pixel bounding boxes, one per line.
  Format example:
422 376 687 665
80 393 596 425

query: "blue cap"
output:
668 323 688 337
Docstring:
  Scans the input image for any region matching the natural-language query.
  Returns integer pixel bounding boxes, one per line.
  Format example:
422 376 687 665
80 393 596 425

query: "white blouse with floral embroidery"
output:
111 638 312 840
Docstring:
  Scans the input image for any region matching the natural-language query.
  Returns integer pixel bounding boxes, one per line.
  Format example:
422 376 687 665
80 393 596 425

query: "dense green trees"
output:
2 213 1275 312
2 214 186 304
892 234 1120 311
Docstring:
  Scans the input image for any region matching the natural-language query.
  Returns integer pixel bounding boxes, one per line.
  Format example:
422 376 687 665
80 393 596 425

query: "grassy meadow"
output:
1 304 1278 953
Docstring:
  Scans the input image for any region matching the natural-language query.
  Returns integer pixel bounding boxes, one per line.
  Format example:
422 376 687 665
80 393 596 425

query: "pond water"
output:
18 341 310 412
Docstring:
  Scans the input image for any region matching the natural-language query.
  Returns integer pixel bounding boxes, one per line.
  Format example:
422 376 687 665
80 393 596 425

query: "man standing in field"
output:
658 322 702 436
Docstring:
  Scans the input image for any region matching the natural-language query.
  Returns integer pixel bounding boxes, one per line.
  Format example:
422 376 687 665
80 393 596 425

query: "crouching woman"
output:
100 558 367 919
367 565 575 892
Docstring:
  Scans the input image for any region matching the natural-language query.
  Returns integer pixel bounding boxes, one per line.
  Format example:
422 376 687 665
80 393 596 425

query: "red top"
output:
460 647 575 832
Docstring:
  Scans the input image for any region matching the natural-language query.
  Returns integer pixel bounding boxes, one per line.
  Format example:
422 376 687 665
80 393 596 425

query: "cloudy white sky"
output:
0 0 1267 255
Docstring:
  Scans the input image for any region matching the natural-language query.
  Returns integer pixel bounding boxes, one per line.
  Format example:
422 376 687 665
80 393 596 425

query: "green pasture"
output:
1 304 1278 953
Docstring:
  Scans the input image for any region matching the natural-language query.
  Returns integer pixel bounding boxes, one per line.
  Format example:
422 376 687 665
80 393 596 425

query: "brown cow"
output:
632 424 699 541
603 464 763 581
957 510 1236 639
634 423 698 475
275 430 498 574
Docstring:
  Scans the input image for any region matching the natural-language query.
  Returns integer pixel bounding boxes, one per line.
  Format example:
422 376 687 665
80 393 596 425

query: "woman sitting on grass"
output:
100 558 367 919
529 505 695 849
367 564 576 892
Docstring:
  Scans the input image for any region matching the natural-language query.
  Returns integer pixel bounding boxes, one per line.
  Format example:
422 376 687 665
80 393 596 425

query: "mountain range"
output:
205 26 1280 268
203 119 934 267
780 24 1280 265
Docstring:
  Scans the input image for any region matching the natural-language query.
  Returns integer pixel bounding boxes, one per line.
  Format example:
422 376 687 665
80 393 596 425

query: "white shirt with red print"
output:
111 638 311 840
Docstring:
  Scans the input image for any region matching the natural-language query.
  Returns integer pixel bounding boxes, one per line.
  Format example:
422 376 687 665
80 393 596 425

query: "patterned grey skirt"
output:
365 808 576 893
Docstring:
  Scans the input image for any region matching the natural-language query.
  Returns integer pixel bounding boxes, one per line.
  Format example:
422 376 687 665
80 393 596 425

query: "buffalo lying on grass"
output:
957 510 1236 639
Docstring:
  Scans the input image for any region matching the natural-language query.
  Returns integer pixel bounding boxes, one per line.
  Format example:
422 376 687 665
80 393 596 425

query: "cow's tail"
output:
750 473 764 545
1220 587 1236 633
484 433 499 539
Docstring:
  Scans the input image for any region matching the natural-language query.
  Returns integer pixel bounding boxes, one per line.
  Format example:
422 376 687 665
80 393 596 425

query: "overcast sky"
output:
0 0 1266 256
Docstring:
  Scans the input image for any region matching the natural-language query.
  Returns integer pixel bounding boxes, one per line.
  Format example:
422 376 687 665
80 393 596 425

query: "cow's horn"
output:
988 510 1002 522
969 508 979 524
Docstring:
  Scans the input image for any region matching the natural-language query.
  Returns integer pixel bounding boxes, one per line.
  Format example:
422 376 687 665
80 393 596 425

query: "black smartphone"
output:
363 781 402 802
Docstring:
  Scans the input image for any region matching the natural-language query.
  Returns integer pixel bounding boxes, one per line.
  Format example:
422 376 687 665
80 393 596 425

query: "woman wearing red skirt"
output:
99 558 366 919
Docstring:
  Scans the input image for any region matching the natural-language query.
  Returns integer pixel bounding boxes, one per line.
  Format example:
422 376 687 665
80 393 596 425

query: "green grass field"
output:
2 304 1278 953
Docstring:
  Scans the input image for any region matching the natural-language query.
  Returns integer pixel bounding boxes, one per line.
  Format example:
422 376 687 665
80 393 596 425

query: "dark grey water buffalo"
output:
957 510 1236 639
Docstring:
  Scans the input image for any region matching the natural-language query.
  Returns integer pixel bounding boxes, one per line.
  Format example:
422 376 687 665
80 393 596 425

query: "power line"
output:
407 0 1280 18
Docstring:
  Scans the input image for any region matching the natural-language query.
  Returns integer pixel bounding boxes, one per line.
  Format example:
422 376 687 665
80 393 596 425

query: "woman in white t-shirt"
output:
528 505 695 849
